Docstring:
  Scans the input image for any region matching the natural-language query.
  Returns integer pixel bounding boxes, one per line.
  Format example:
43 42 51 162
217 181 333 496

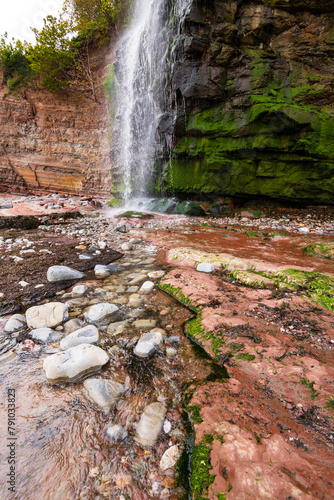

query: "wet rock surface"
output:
0 203 333 499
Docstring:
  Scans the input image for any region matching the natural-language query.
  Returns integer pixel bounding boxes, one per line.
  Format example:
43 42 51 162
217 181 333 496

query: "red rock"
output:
227 378 242 395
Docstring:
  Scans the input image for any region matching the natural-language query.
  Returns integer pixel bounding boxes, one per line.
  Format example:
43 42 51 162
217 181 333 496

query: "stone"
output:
107 320 129 336
60 325 99 350
105 424 128 442
132 319 157 329
147 271 165 279
95 268 110 279
98 240 107 249
115 224 127 233
166 336 181 344
134 329 164 358
135 402 167 448
84 378 126 412
30 327 61 344
84 303 119 325
64 318 83 334
121 243 133 251
129 275 147 285
231 270 276 289
196 263 215 273
126 286 139 293
139 281 155 293
128 297 143 308
166 347 177 358
160 445 180 471
4 314 27 333
43 344 109 384
26 302 69 329
0 351 17 367
47 265 86 282
71 285 88 297
19 280 30 287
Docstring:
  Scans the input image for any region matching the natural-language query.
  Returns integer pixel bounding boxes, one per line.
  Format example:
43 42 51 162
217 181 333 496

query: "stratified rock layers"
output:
0 44 113 196
162 0 334 203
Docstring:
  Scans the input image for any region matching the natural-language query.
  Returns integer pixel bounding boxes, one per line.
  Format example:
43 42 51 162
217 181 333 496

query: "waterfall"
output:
114 0 192 205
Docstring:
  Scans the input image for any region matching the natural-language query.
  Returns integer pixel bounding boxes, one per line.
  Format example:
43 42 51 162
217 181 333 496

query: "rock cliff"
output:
0 42 113 196
161 0 334 203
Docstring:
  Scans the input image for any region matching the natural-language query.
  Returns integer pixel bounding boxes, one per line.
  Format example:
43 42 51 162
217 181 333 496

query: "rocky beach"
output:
0 194 333 499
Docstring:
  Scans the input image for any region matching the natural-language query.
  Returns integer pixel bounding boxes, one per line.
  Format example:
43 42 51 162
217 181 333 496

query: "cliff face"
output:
162 0 334 203
0 42 113 196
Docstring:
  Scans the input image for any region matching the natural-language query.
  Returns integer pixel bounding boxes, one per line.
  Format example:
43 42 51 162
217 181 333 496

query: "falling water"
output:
115 0 192 204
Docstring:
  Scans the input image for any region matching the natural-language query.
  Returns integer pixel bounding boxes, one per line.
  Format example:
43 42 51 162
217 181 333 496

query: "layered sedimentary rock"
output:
0 42 113 195
161 0 334 203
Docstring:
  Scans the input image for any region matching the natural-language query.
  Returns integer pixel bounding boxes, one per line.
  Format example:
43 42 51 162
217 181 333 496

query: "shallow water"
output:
0 249 217 499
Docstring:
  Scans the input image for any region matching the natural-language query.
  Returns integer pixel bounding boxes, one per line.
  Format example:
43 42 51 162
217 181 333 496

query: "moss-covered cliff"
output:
161 0 334 203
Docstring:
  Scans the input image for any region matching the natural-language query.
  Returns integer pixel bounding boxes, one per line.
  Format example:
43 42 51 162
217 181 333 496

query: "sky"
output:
0 0 64 44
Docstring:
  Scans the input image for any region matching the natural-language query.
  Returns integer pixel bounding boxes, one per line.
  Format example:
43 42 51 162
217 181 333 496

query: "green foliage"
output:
0 35 33 88
64 0 131 35
26 16 76 92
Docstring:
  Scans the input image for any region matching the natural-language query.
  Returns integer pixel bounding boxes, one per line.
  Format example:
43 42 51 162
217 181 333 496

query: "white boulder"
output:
43 344 109 384
134 329 164 358
4 314 27 333
83 378 126 412
84 303 119 325
60 325 99 350
47 265 86 282
26 302 68 329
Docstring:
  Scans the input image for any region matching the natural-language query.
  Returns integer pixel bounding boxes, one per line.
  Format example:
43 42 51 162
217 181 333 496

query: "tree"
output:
0 35 33 89
64 0 131 34
26 16 76 93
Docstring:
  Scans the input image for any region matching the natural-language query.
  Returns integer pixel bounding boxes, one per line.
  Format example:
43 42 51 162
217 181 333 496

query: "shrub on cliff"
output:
0 35 34 90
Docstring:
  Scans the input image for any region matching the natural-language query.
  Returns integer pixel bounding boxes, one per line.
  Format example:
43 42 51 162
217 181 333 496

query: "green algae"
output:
159 282 225 357
302 243 334 259
236 353 256 361
300 377 320 400
163 46 334 203
187 404 204 425
325 396 334 410
190 442 215 500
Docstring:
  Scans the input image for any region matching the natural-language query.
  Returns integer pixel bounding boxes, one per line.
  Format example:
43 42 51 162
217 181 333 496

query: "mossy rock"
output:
230 270 277 289
173 201 206 216
302 243 334 259
108 198 123 208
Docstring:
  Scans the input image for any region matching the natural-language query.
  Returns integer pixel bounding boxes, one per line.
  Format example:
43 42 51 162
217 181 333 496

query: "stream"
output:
0 239 220 500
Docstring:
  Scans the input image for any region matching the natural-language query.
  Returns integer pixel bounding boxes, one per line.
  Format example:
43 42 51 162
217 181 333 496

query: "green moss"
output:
254 432 262 444
159 282 225 357
236 353 256 361
325 396 334 410
204 434 214 444
163 48 334 203
108 198 123 208
190 443 215 500
300 377 320 400
302 243 334 259
187 405 204 425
